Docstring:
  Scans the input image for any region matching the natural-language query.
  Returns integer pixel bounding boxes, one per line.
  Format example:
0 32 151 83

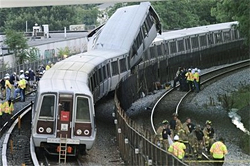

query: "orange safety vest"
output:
210 141 228 159
168 141 186 159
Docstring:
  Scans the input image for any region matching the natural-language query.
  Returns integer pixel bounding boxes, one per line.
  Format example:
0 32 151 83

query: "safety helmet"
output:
162 120 169 124
206 120 212 125
20 70 24 73
174 135 179 141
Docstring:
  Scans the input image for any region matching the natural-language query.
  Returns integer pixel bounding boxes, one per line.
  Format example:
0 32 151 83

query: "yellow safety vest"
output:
193 72 199 82
5 80 12 89
185 72 194 81
3 101 14 114
0 102 3 116
19 79 26 89
168 141 186 159
210 141 228 159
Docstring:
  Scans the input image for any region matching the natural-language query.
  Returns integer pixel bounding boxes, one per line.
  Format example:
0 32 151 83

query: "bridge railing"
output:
114 80 188 166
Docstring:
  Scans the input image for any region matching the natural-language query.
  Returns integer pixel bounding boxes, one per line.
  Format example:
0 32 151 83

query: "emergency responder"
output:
5 74 12 101
168 135 186 160
203 120 215 151
173 67 181 89
155 120 172 150
193 69 200 93
182 117 195 156
170 113 182 135
210 137 228 166
14 75 26 102
46 61 51 70
185 68 194 91
190 124 205 159
4 99 14 114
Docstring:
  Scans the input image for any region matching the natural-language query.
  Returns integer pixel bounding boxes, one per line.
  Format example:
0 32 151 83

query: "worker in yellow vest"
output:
168 135 186 160
193 69 200 93
4 100 14 114
14 75 26 102
210 137 228 166
185 68 194 92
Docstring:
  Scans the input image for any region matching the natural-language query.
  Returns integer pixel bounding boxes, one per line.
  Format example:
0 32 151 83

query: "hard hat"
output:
174 135 179 141
4 76 10 79
20 70 24 73
25 71 29 74
162 120 169 124
206 120 212 125
5 73 10 77
13 72 16 75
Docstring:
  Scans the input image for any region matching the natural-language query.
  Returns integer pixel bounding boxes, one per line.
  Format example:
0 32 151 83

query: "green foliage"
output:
57 46 71 59
239 134 250 155
211 0 250 44
4 29 28 64
0 5 99 31
25 47 40 62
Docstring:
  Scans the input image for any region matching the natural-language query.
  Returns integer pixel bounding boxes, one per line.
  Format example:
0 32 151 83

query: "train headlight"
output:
46 127 52 133
84 129 90 135
76 129 82 135
38 127 44 133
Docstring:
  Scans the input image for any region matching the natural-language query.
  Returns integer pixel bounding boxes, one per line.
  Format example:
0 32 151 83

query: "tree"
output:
4 29 28 64
211 0 250 44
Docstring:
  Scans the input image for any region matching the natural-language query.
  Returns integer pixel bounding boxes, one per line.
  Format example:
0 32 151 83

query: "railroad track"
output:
150 59 250 165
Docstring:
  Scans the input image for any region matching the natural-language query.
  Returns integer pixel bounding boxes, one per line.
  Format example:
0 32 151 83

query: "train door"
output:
57 94 73 138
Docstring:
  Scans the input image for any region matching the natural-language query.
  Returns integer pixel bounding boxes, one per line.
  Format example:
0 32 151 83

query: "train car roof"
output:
38 49 127 94
153 21 238 42
95 2 151 51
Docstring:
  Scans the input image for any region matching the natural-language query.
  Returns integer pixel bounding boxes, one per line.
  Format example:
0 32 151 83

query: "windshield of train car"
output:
76 96 90 122
39 95 55 120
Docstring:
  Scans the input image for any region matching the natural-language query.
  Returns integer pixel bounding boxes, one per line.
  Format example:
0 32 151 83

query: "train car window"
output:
150 46 156 58
76 97 90 122
170 41 177 54
208 34 214 44
120 58 127 73
93 73 97 88
107 64 111 78
90 76 94 91
111 61 119 75
95 70 100 85
142 23 148 37
164 42 169 55
98 68 103 83
200 35 207 47
102 66 107 80
146 14 153 29
185 38 191 50
215 32 222 43
232 29 239 40
177 40 184 52
191 36 199 49
223 31 231 42
135 29 143 49
157 44 162 56
39 95 55 119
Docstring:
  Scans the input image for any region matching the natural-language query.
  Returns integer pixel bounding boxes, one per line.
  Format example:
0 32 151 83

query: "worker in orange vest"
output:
210 137 228 166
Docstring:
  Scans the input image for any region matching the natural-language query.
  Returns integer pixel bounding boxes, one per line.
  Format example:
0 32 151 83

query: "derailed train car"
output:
31 2 161 156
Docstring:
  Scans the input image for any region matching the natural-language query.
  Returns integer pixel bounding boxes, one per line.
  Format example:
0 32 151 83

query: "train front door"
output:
57 94 73 138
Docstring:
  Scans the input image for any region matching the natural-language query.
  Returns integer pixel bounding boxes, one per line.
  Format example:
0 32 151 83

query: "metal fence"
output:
0 57 59 79
114 91 188 166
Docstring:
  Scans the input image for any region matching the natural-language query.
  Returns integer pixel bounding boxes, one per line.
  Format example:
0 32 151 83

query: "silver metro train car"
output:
31 2 161 156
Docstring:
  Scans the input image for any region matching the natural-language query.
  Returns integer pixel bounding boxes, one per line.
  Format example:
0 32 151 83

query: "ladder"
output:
59 134 67 164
